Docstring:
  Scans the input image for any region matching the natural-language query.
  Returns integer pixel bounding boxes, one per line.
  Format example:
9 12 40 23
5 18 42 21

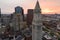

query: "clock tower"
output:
32 0 43 40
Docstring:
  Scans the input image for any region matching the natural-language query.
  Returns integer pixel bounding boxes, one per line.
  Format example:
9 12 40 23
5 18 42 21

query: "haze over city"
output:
0 0 60 14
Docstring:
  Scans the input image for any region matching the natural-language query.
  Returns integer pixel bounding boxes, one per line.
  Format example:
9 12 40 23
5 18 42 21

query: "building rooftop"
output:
44 34 52 39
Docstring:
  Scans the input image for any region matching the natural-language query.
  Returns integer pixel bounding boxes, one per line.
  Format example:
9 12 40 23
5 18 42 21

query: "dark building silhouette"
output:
26 9 33 26
0 8 1 18
0 8 1 25
15 6 24 21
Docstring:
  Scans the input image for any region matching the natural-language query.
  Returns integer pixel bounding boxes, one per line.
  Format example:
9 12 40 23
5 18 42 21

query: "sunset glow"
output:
0 0 60 14
42 9 54 13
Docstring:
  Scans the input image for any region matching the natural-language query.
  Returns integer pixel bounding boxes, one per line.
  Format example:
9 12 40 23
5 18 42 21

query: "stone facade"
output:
32 0 43 40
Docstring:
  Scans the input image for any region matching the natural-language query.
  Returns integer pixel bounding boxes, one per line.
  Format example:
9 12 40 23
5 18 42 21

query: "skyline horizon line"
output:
0 6 60 14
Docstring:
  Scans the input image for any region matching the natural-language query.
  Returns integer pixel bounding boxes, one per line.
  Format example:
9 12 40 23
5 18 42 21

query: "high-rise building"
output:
32 0 43 40
12 6 24 31
26 9 33 26
15 6 24 21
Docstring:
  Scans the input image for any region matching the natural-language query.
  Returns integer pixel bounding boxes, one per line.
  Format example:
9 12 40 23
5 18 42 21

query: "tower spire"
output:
35 0 40 10
34 0 41 13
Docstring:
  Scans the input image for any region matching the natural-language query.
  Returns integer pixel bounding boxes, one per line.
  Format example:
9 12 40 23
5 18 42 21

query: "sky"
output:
0 0 60 14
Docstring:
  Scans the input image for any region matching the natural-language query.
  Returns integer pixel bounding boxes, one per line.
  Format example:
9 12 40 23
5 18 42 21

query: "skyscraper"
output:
12 6 24 31
32 0 43 40
15 6 24 21
26 9 33 26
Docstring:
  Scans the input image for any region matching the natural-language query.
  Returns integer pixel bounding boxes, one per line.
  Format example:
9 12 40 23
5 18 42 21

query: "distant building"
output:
0 8 1 24
26 9 33 26
0 14 11 34
0 8 1 18
1 14 11 26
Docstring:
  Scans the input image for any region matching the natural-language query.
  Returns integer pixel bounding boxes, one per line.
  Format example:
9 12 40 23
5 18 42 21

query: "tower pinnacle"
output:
35 0 41 10
34 0 41 13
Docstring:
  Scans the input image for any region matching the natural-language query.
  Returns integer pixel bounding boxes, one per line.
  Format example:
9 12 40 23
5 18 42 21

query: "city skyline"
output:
0 0 60 14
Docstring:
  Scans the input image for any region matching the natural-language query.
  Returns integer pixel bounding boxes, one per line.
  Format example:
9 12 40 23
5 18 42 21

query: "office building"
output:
26 9 33 26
